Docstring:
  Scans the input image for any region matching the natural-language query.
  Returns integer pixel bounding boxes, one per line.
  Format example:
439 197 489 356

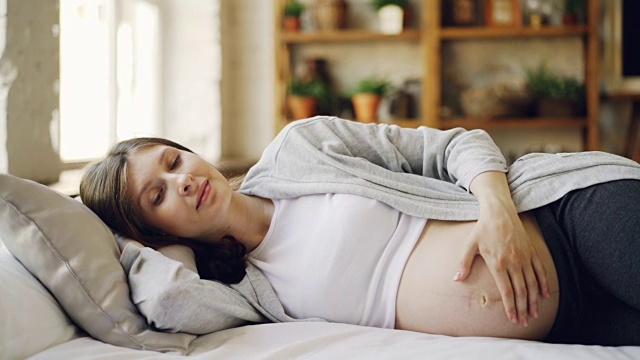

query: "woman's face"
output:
126 144 232 241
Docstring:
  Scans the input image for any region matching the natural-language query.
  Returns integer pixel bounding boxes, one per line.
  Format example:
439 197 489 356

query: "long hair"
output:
79 137 248 284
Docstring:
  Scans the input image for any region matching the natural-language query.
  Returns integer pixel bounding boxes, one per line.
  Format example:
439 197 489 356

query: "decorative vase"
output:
352 93 382 123
314 0 347 31
378 4 404 34
288 96 317 120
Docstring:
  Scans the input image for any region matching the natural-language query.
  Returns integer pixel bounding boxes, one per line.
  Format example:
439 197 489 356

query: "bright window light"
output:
59 0 113 162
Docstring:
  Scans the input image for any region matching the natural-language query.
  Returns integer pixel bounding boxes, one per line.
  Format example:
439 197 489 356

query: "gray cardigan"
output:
121 116 640 335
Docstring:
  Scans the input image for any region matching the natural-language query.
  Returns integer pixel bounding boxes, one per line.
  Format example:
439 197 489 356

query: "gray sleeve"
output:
119 244 266 335
249 116 507 191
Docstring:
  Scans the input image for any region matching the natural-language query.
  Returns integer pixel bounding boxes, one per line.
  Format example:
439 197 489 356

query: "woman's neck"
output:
222 192 274 252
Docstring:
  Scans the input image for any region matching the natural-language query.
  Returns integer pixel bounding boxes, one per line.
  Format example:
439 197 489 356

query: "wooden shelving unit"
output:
440 25 589 39
281 29 420 43
275 0 601 150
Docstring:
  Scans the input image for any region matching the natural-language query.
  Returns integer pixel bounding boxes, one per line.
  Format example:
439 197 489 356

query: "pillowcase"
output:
0 245 80 359
0 174 195 354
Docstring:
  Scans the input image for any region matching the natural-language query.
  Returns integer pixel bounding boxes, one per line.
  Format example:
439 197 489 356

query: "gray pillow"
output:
0 174 195 353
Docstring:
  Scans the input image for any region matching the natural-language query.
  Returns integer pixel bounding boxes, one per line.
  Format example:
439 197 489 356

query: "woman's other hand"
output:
458 172 550 327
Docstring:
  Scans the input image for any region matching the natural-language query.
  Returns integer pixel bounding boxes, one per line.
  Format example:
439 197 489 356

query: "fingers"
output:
492 266 518 324
532 255 550 298
509 269 530 327
522 262 540 320
493 257 540 327
454 238 478 281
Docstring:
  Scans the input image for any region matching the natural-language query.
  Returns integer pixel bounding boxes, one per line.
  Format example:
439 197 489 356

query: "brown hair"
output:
79 137 247 284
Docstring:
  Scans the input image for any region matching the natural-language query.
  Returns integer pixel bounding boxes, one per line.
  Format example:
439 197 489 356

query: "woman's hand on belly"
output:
458 171 551 327
395 215 559 340
455 205 550 327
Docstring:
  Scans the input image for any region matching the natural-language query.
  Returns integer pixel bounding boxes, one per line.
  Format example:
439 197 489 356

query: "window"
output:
59 0 115 164
60 0 221 167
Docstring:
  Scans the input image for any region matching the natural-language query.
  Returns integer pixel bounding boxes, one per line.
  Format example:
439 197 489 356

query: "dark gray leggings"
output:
533 179 640 346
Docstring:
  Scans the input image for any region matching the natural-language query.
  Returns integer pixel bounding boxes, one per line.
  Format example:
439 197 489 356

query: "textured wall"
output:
0 0 60 183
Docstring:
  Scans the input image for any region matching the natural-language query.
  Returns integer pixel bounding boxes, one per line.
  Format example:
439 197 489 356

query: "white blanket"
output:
31 322 640 360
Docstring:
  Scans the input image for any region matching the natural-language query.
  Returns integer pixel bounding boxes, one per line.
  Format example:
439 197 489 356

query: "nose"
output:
175 173 195 196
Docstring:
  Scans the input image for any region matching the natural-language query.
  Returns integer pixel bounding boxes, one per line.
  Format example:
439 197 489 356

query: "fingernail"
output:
533 309 539 318
523 318 529 327
511 313 518 324
453 272 461 281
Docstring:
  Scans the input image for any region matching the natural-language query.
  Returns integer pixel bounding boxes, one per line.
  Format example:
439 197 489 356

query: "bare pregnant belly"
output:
395 212 559 340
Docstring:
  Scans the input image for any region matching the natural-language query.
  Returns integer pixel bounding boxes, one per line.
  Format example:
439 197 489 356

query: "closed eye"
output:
170 155 180 170
153 187 164 206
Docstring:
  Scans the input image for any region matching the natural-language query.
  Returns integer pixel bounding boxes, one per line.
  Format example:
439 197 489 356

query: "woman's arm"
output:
458 171 550 326
243 116 509 193
119 244 265 334
115 235 198 273
157 245 198 273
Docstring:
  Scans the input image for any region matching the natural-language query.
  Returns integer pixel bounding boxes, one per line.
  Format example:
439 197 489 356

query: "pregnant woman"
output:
80 116 640 346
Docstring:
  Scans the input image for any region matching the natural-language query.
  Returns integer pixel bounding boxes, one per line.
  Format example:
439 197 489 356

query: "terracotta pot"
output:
283 16 300 32
352 93 382 123
287 96 317 120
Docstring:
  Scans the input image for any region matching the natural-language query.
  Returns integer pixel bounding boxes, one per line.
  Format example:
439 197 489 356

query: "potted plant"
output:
314 0 348 31
563 0 584 25
370 0 408 34
526 64 584 117
350 77 390 123
287 78 330 120
283 0 305 32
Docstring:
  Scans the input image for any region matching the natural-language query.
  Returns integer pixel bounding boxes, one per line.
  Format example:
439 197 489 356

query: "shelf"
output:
275 0 600 150
440 25 589 39
283 118 422 128
440 117 588 130
280 29 420 43
284 117 586 131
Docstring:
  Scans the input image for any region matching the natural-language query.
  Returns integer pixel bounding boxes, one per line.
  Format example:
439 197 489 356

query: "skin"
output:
125 145 273 252
395 212 559 339
125 144 550 329
462 171 550 326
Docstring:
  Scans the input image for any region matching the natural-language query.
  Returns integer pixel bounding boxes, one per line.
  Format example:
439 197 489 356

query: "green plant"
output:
526 64 584 102
351 77 391 96
565 0 583 14
284 0 305 17
289 78 330 104
370 0 408 11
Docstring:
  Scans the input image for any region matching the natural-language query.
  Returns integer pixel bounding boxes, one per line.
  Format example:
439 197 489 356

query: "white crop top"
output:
247 193 427 328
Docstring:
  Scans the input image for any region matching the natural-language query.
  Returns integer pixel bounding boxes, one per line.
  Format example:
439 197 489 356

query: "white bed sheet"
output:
31 322 640 360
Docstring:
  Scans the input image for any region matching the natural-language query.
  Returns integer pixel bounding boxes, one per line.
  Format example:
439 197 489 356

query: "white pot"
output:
378 4 404 34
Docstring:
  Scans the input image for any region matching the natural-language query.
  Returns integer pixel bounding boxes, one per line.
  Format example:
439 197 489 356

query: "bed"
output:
2 173 640 360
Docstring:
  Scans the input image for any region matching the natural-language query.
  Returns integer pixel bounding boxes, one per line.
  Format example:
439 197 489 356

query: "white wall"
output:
158 0 221 162
220 0 275 161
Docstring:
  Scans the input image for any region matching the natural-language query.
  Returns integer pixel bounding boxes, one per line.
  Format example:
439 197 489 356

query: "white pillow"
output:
0 174 195 353
0 245 80 359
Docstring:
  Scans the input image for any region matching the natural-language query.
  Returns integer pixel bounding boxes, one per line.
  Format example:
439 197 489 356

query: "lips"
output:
196 180 211 209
